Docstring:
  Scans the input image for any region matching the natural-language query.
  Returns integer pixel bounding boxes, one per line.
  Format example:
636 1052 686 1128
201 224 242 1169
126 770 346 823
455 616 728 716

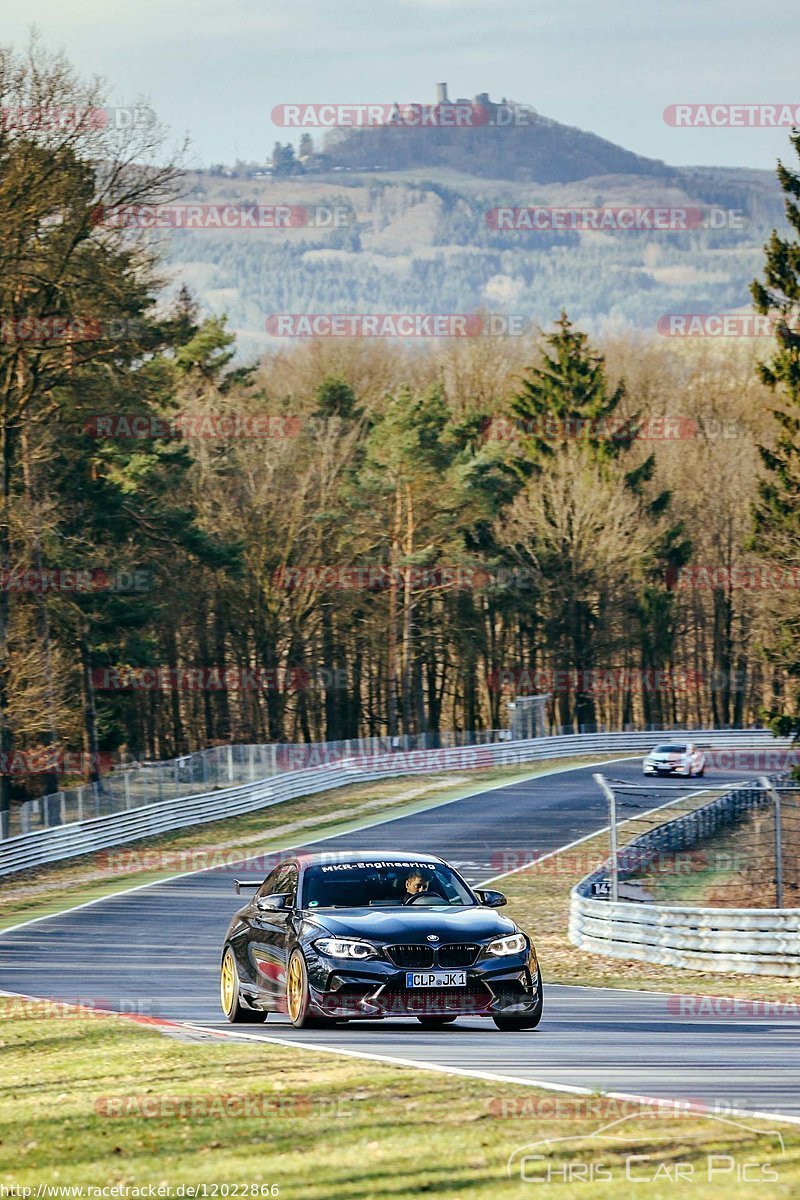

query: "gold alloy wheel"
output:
220 947 237 1017
287 952 305 1023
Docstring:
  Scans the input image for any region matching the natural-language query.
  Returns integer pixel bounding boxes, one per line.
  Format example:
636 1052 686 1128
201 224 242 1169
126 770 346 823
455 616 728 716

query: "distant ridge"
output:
321 83 674 185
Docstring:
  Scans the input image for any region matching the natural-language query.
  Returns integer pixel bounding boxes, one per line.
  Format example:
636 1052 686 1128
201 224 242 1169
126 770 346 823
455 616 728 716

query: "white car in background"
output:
642 742 706 778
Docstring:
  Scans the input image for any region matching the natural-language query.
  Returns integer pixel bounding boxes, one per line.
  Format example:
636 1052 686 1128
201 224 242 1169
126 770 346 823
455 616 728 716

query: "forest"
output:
1 41 800 830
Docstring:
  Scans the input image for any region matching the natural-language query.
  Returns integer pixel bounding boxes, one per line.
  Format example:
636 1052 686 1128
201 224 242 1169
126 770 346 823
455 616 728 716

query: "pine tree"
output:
504 313 687 730
750 130 800 739
314 376 359 420
511 311 639 470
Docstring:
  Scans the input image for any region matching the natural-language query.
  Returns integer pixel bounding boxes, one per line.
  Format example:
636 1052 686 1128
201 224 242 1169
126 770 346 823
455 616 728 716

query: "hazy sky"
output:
3 0 796 172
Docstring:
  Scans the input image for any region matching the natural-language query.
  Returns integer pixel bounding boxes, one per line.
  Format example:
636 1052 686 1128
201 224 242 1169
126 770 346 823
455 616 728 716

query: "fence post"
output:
123 771 131 810
593 773 619 903
227 745 234 784
759 776 783 908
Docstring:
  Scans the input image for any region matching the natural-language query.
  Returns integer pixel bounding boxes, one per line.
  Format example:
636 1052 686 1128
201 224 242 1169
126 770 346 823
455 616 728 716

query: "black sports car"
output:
220 851 542 1030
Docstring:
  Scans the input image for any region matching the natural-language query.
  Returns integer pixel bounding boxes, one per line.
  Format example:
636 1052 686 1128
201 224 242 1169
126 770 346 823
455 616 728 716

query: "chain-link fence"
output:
1 729 511 839
588 774 800 909
1 717 787 842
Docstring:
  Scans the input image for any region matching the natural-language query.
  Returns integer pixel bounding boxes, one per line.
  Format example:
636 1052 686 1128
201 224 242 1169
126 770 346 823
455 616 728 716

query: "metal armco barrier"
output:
570 774 800 978
0 728 792 879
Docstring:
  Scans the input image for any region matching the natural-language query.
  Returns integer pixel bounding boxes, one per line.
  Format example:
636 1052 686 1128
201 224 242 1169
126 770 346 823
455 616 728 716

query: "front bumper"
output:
643 760 688 776
304 949 540 1020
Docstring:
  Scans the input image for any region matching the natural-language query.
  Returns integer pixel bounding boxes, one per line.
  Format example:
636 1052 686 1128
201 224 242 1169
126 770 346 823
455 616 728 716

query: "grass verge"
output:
0 755 624 932
1 999 799 1197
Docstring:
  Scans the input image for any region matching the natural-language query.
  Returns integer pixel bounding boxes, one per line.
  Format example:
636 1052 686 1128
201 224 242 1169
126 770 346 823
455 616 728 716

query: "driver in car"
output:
404 871 430 900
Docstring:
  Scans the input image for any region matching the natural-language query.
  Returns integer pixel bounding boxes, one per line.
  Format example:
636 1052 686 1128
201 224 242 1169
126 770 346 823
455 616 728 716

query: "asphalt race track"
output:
2 757 799 1119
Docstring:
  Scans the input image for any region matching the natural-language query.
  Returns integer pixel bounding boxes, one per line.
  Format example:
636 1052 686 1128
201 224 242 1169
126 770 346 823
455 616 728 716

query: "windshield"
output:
653 744 687 754
301 860 475 909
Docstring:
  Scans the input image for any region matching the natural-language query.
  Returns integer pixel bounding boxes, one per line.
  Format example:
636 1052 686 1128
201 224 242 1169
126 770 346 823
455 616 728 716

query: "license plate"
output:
405 971 466 988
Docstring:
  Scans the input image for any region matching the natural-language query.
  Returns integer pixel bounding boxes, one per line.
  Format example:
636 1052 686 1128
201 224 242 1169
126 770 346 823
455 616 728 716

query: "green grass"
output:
0 755 625 932
2 1000 799 1197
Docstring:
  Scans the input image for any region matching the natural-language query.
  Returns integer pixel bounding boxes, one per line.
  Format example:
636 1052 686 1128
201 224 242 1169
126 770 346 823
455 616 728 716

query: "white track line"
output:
2 983 797 1127
173 1021 800 1129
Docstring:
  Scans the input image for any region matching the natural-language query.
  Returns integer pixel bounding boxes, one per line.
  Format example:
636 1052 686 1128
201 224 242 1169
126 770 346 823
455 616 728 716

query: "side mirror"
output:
475 888 507 908
256 893 290 911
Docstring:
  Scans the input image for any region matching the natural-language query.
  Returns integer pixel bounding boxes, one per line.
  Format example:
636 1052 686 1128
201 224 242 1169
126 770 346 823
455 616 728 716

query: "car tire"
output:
492 976 544 1031
220 944 267 1024
416 1016 458 1028
286 948 335 1029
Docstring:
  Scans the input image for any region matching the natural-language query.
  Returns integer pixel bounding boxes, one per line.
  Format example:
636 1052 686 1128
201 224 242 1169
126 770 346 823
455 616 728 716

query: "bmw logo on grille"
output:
426 935 440 942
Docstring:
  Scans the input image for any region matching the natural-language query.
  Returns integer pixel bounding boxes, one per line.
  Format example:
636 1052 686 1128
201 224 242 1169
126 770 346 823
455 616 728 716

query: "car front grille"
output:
385 944 435 969
378 986 492 1016
437 943 480 968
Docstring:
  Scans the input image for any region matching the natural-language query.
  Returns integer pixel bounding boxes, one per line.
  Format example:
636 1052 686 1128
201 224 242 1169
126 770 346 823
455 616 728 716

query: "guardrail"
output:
569 775 800 978
3 729 513 839
5 719 782 839
0 727 792 879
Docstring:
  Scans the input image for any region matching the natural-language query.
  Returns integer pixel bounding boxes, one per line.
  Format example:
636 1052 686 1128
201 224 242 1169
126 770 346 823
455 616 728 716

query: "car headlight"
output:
484 932 527 957
313 936 379 960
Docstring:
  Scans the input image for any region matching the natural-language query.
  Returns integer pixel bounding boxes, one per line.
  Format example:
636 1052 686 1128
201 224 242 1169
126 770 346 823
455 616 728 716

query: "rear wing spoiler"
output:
234 879 261 894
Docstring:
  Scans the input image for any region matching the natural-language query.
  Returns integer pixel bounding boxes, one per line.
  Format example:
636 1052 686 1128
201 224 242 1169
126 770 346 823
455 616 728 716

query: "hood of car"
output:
304 906 517 943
